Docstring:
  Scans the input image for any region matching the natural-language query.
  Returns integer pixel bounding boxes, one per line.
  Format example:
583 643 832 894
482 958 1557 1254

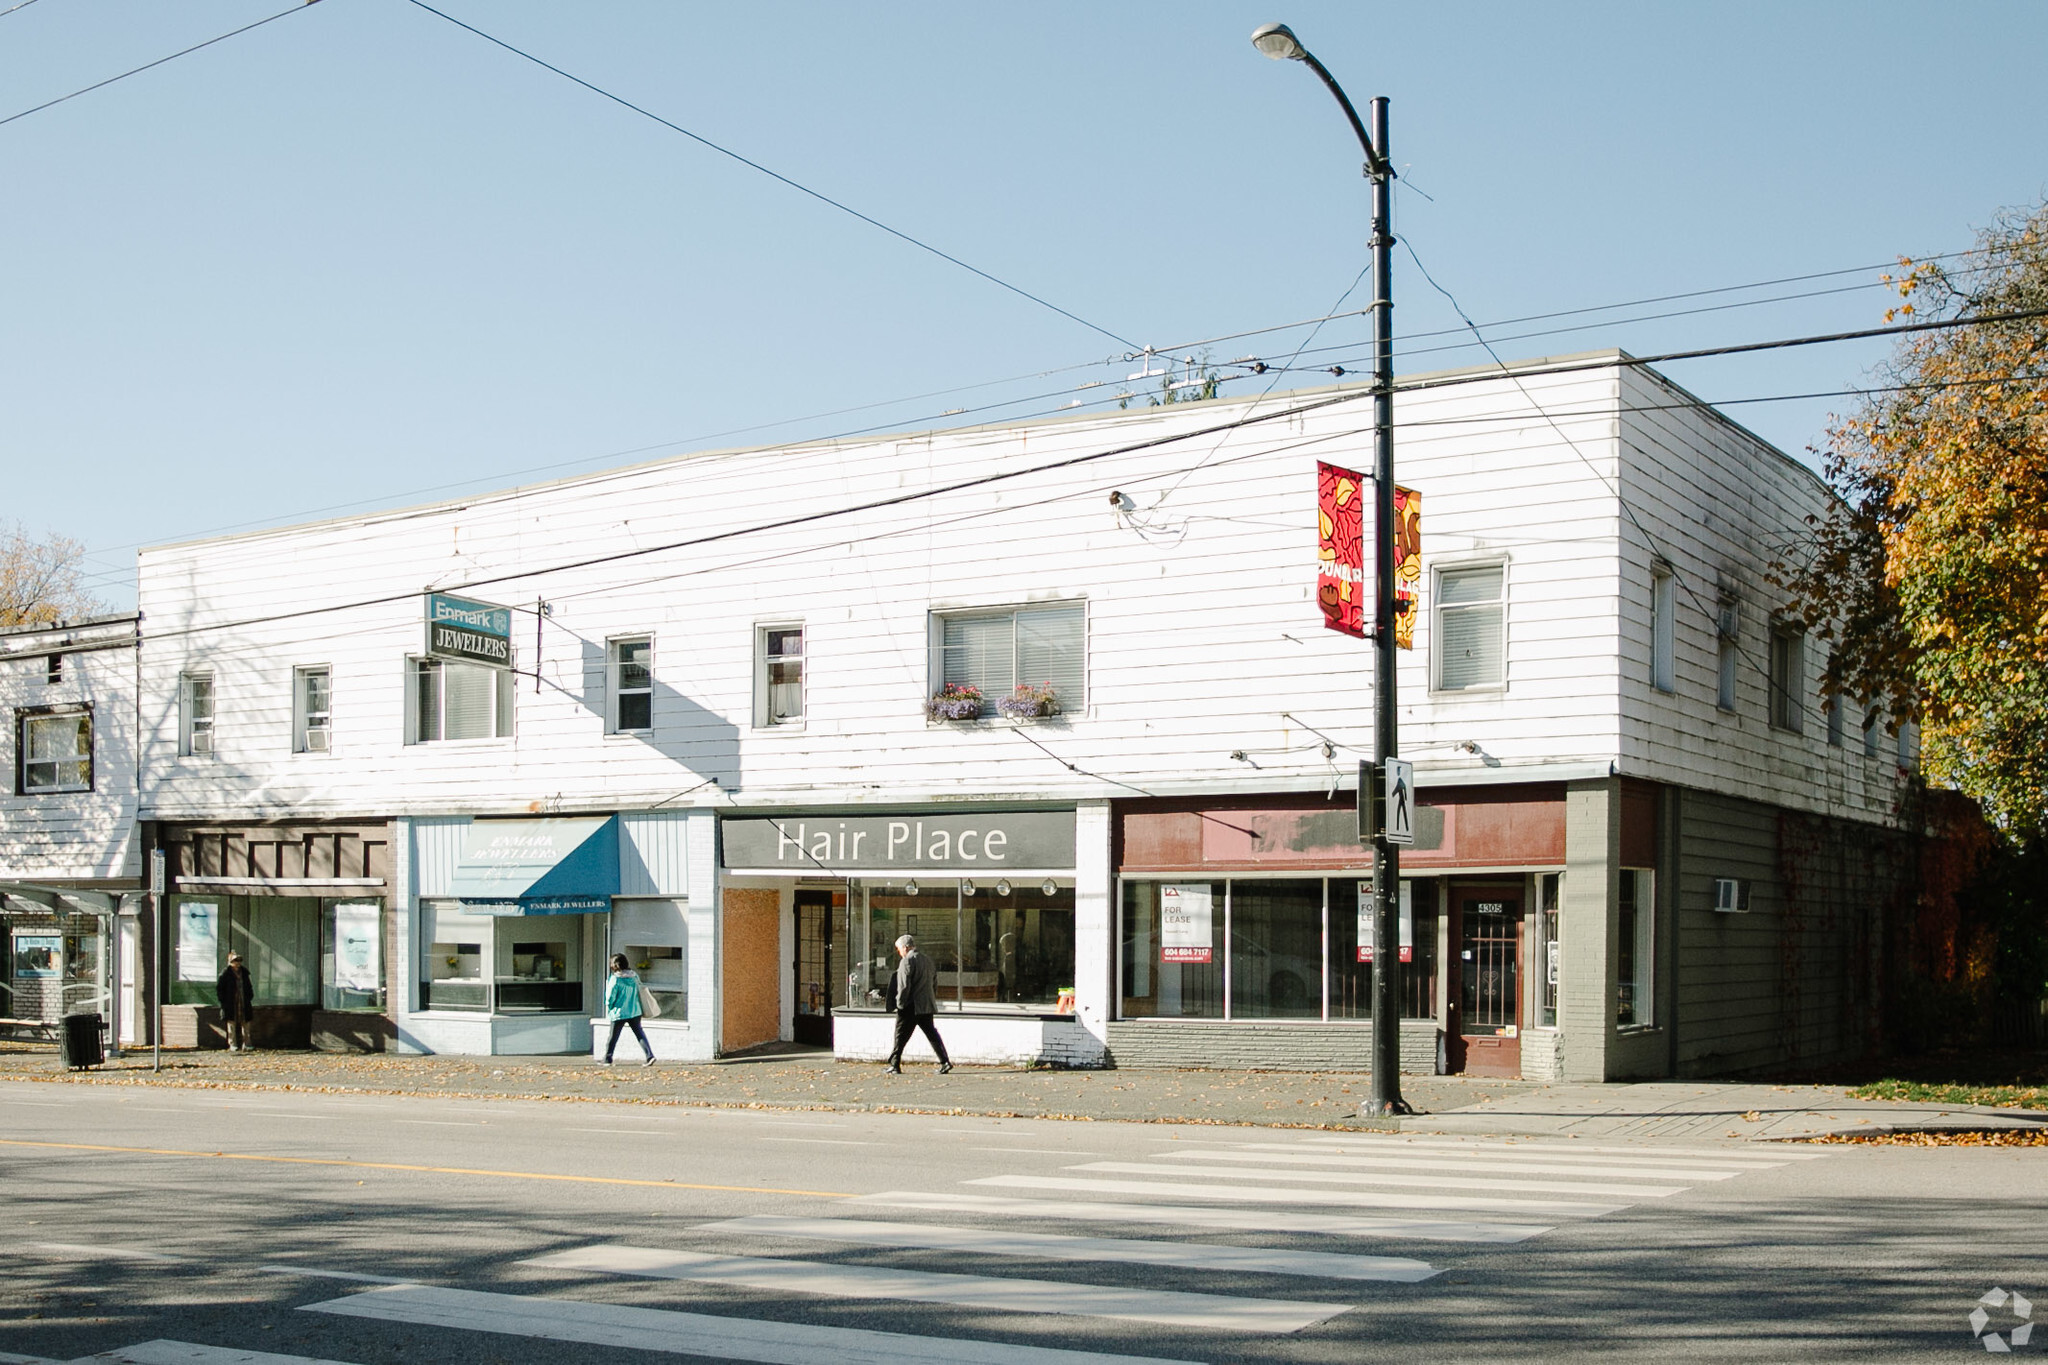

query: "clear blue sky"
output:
5 1 2044 610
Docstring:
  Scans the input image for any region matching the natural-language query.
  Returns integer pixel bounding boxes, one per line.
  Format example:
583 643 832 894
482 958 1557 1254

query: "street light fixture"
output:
1253 22 1408 1121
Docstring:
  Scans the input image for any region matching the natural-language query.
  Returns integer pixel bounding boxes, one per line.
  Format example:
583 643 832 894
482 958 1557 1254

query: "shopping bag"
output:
637 983 662 1018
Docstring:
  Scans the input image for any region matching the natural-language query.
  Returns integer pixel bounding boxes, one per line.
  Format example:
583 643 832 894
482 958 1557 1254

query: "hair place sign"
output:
721 811 1076 874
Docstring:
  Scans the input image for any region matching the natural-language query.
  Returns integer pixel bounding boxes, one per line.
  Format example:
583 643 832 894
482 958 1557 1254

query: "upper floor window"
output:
1715 595 1740 712
44 654 62 685
408 658 512 744
1897 717 1919 768
1433 564 1505 692
294 666 332 753
1768 623 1804 733
935 602 1084 711
755 626 804 727
17 706 92 794
608 637 653 733
180 671 215 758
1649 566 1675 694
1863 705 1882 758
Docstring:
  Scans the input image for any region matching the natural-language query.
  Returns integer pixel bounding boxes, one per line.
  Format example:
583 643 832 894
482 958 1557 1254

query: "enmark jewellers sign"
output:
722 811 1076 873
425 592 513 669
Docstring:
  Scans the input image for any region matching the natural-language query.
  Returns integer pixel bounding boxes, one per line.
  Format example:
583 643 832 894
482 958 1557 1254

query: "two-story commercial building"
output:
130 351 1921 1079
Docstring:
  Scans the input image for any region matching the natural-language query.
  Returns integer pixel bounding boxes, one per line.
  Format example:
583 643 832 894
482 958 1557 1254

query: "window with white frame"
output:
294 666 332 753
1649 566 1676 694
1715 595 1740 712
44 654 62 685
1863 705 1882 757
754 625 804 727
934 602 1084 711
179 671 215 757
608 637 652 733
1433 564 1505 692
1768 623 1804 733
1897 717 1919 768
1615 868 1654 1028
17 706 91 794
407 658 512 743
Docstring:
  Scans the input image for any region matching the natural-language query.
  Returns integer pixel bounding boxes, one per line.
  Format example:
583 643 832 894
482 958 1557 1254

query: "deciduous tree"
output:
0 523 101 627
1779 202 2048 835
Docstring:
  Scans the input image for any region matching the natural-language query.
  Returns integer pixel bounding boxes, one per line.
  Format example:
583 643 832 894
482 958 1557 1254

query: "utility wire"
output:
404 0 1134 350
0 2 318 131
0 0 47 17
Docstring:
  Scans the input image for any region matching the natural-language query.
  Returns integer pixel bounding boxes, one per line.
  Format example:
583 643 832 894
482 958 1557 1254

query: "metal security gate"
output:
792 890 834 1047
1452 885 1523 1077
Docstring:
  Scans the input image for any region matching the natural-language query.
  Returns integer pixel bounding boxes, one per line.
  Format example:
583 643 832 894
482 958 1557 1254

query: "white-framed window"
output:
932 602 1085 711
608 636 653 733
17 706 92 794
1432 564 1505 692
1649 566 1675 694
1863 705 1882 758
1768 623 1804 733
1715 596 1740 712
1615 867 1654 1028
1897 717 1919 768
179 671 215 758
753 625 804 728
406 657 513 744
44 654 62 685
294 666 332 753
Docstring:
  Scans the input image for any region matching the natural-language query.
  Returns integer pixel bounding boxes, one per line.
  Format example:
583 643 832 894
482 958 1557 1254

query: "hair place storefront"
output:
718 808 1104 1067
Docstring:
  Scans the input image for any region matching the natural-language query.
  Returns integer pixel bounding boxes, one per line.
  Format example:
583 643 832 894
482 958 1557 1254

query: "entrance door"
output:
792 890 834 1047
1451 886 1523 1077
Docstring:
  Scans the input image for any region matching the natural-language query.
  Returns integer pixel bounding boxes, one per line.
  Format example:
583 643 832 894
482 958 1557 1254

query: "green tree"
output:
1777 202 2048 835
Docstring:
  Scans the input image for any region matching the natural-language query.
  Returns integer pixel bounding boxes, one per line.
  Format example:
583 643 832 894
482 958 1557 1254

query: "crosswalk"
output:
23 1128 1823 1365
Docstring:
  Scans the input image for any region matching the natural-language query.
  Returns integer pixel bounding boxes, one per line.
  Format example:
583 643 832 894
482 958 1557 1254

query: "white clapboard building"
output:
131 352 1919 1079
1 612 145 1047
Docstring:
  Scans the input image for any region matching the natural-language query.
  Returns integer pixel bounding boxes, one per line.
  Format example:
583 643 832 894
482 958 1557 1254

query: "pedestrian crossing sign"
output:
1384 758 1414 845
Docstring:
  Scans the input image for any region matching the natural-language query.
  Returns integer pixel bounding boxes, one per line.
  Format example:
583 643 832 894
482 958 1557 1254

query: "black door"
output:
792 890 834 1047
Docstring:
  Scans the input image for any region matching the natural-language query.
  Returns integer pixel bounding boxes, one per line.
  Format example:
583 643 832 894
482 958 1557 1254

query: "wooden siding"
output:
163 821 390 885
619 810 692 897
720 887 780 1051
0 618 140 881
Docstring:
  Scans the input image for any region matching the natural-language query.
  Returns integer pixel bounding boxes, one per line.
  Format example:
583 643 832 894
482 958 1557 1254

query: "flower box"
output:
927 684 983 721
994 683 1060 720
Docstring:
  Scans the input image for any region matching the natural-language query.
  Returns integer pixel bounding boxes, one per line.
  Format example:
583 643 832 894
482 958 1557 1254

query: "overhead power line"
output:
403 0 1135 350
0 2 320 131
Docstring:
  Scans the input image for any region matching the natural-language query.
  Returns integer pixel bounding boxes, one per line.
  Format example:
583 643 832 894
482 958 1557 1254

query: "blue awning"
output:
449 816 619 915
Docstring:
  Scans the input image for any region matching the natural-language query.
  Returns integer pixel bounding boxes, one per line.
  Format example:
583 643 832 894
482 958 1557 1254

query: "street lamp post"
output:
1253 22 1408 1120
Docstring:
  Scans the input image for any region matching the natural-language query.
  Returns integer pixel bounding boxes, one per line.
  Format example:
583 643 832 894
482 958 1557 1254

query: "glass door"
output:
1452 884 1523 1077
793 890 835 1046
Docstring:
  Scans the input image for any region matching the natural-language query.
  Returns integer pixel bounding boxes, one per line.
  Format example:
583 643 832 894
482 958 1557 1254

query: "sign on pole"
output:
425 592 513 669
1383 757 1414 845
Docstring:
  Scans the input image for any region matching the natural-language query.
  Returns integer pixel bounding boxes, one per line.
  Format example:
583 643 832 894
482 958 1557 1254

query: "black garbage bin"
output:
60 1012 104 1070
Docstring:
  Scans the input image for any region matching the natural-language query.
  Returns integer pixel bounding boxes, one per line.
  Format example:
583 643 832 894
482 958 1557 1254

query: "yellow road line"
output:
0 1138 852 1198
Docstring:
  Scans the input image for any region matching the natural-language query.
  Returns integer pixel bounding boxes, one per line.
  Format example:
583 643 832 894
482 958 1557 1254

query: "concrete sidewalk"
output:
2 1041 2039 1140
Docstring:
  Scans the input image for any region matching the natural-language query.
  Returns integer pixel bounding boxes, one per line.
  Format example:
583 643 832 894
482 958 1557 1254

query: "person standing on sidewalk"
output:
216 952 254 1052
602 953 656 1066
885 934 951 1074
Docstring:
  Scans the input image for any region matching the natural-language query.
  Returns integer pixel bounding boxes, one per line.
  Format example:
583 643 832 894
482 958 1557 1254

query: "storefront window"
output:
848 880 1075 1012
496 917 584 1013
611 899 687 1018
422 901 492 1011
1330 878 1437 1021
322 901 385 1012
1539 873 1561 1029
1229 879 1323 1019
1119 880 1225 1019
168 895 318 1007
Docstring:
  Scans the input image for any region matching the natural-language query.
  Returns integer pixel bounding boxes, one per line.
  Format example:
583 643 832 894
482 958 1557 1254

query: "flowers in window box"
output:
995 682 1060 720
927 683 983 721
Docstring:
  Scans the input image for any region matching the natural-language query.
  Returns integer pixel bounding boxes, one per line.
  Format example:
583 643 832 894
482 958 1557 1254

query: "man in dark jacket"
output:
216 952 255 1052
885 934 951 1074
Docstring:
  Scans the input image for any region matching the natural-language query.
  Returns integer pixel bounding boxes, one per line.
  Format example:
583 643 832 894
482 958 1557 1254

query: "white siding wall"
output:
0 618 141 881
1616 366 1900 822
130 356 1874 827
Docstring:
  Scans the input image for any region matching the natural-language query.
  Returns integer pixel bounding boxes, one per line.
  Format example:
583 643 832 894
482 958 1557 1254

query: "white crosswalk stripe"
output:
67 1342 363 1365
695 1213 1440 1282
848 1189 1554 1243
1070 1158 1687 1199
522 1242 1352 1332
1165 1146 1761 1182
1293 1135 1820 1162
971 1171 1628 1216
303 1284 1210 1364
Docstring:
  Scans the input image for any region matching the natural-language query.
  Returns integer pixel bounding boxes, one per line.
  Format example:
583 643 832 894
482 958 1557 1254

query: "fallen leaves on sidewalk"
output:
1799 1128 2048 1146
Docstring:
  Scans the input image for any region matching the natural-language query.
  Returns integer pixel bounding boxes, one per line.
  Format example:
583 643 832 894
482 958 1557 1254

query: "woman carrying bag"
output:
602 953 658 1066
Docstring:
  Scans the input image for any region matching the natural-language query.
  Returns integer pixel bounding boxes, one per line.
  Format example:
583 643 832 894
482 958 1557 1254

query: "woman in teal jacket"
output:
602 953 656 1066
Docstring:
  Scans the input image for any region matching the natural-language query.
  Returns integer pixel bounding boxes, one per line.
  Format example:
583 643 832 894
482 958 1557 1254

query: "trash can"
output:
60 1012 104 1070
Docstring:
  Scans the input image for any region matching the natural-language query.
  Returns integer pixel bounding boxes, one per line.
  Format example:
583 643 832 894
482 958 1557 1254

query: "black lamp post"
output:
1253 22 1408 1120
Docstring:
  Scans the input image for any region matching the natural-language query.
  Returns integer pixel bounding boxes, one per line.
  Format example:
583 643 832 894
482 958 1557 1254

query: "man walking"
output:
885 934 951 1075
216 951 255 1052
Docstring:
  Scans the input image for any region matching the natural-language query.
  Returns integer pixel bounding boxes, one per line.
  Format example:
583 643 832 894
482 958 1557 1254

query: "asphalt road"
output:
1 1079 2041 1363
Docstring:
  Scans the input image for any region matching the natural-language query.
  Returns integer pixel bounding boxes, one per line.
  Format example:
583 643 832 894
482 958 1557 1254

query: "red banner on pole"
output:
1394 485 1421 650
1317 462 1366 637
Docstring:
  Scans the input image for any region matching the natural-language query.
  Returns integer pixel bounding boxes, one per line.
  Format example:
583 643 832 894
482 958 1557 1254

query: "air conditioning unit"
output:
189 730 213 757
1713 877 1749 913
304 727 330 752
